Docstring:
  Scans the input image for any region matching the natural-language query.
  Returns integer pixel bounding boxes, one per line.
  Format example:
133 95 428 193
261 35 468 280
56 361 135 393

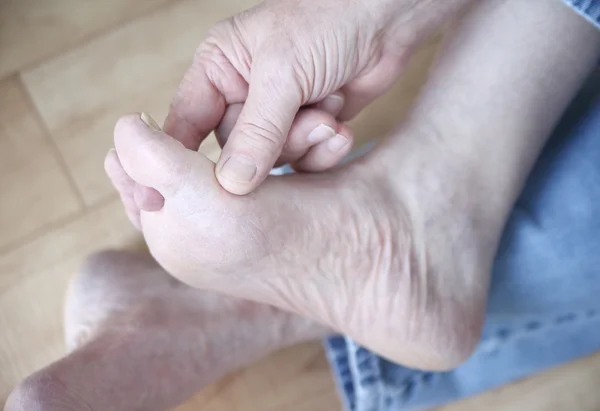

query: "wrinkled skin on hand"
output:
134 0 472 203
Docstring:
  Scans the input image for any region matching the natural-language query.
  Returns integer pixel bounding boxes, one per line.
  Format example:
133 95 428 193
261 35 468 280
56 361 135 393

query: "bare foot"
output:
105 113 500 370
118 108 354 222
5 250 323 411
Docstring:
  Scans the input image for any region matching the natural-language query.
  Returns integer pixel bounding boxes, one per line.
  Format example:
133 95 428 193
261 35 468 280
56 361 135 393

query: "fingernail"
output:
220 155 257 183
319 94 344 116
327 134 349 152
307 124 336 143
140 112 161 131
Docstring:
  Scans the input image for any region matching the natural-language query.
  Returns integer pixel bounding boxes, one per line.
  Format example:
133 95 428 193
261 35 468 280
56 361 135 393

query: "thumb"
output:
216 63 302 195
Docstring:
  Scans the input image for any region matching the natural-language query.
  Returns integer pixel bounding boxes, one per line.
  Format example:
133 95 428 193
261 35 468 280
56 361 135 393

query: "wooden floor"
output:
2 1 600 410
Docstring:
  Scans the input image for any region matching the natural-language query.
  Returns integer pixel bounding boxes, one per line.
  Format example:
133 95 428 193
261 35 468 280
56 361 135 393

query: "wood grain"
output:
0 0 175 77
173 342 339 411
0 77 81 251
439 353 600 411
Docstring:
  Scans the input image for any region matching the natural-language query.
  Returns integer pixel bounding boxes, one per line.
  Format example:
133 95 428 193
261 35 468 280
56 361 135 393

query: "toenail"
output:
307 124 336 143
140 112 161 131
219 155 257 183
327 134 349 152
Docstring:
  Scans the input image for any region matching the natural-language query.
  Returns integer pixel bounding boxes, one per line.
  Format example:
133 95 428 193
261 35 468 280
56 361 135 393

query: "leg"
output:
5 250 324 411
326 69 600 411
105 0 600 372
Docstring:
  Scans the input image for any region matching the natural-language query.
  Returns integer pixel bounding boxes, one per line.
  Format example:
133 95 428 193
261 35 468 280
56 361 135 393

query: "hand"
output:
136 0 471 206
105 0 600 371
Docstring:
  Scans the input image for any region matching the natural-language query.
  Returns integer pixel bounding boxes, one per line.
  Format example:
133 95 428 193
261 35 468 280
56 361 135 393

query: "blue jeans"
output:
322 70 600 411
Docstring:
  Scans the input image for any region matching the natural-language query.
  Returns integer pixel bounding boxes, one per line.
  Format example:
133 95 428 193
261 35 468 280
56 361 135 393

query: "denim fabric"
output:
564 0 600 29
323 70 600 411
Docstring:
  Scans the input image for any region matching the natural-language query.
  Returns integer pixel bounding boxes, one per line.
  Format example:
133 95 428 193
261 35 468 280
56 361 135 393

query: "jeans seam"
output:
480 307 598 353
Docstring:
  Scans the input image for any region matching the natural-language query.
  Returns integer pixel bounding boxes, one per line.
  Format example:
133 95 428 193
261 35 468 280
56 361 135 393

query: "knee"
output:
5 372 92 411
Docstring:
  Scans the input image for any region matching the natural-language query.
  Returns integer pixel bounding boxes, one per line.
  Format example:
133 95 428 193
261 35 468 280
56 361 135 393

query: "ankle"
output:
367 124 513 245
346 132 497 366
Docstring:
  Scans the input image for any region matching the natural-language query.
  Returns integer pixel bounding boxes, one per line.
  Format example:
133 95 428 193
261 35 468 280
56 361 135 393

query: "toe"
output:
113 113 202 198
104 148 135 207
133 184 164 212
104 148 142 229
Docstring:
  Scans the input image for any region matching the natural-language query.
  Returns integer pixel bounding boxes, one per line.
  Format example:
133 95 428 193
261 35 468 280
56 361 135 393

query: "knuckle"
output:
237 120 286 154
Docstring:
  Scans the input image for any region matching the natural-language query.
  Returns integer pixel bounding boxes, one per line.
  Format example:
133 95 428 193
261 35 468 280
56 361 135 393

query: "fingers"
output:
214 103 243 147
113 113 195 199
216 105 353 171
278 108 348 165
315 92 345 117
337 53 408 121
292 123 354 172
164 62 232 151
215 61 303 195
161 39 247 203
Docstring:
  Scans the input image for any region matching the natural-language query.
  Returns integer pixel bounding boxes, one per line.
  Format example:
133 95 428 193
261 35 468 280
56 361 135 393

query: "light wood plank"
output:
439 353 600 411
0 0 175 77
173 342 339 411
21 0 258 206
0 77 81 251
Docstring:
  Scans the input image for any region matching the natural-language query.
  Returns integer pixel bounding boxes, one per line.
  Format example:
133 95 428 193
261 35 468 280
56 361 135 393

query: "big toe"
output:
113 113 199 199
